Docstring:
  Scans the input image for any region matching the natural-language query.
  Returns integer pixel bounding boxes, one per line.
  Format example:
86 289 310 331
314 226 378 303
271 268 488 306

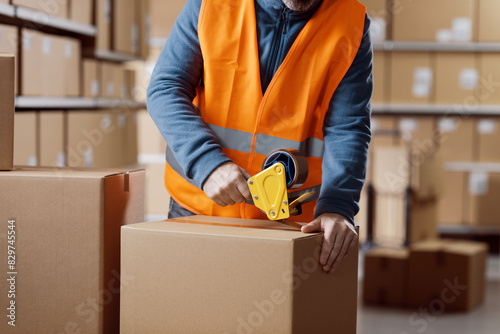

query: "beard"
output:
282 0 320 11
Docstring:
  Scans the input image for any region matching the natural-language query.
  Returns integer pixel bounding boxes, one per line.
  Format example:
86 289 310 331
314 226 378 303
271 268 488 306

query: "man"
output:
148 0 372 274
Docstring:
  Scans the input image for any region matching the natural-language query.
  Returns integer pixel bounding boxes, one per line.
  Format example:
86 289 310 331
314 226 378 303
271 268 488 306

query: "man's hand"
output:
203 162 252 207
301 213 358 274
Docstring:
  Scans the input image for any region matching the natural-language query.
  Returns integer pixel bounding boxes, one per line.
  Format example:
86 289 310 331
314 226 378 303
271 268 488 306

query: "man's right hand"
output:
203 162 252 207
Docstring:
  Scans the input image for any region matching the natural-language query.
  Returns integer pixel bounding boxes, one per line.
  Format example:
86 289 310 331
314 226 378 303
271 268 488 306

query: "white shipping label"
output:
104 1 111 23
436 29 453 42
27 156 37 167
91 80 100 96
460 68 479 90
42 37 52 55
118 113 127 128
399 118 418 133
84 147 93 168
370 17 386 43
469 172 489 196
452 17 472 42
101 114 112 131
412 67 433 98
131 24 139 53
438 118 457 133
64 42 73 58
477 119 497 134
56 152 66 167
23 33 32 50
106 82 115 97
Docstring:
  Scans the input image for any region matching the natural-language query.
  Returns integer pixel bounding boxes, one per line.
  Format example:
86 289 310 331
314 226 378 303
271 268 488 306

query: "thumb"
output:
239 167 252 180
301 218 322 233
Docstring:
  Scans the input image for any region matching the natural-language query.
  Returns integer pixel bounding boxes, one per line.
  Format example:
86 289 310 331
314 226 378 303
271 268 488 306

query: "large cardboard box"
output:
363 248 409 306
13 112 37 166
372 51 387 103
478 0 500 42
362 0 389 42
437 118 476 162
40 111 65 167
389 52 434 104
83 59 100 98
113 0 138 55
479 53 500 105
0 24 18 95
435 53 479 105
96 0 112 51
408 239 488 311
150 0 187 38
393 0 476 42
13 0 68 18
69 0 93 25
477 119 500 162
136 0 151 59
437 172 467 225
0 54 15 171
121 215 359 333
467 172 500 226
0 167 145 333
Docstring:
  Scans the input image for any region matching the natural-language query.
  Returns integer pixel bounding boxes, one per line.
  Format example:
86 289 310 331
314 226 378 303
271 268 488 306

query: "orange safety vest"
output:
165 0 366 221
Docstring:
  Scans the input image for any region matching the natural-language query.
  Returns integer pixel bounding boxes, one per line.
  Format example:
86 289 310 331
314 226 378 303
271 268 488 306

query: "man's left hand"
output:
301 213 358 274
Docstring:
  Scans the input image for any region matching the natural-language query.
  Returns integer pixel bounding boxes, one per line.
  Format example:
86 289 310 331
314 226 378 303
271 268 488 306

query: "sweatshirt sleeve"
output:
314 14 373 225
147 0 231 189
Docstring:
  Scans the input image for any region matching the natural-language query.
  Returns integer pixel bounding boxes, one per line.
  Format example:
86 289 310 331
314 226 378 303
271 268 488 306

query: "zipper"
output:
282 11 287 34
263 7 288 92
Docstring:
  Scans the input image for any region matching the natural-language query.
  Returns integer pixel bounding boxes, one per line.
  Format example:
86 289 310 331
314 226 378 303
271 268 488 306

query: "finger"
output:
236 174 252 201
301 218 322 233
319 224 335 266
239 167 252 180
324 232 346 272
214 190 236 207
225 182 246 204
329 237 357 274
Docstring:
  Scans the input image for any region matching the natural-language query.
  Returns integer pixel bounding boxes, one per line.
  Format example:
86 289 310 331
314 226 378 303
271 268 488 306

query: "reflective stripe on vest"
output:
164 0 366 220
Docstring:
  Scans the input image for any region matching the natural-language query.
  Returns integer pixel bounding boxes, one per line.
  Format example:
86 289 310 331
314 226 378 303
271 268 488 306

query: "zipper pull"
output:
282 12 287 34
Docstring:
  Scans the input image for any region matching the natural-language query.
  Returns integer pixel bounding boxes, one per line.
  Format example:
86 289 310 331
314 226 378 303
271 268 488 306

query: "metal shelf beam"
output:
15 97 146 110
372 103 500 116
374 41 500 53
0 3 15 17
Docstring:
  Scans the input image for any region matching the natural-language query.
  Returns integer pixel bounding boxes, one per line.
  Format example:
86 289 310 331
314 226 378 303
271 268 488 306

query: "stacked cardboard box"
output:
0 54 15 170
69 0 93 25
363 239 488 311
13 111 37 166
362 0 389 42
121 215 359 333
0 167 145 333
150 0 186 38
13 0 68 18
0 24 18 94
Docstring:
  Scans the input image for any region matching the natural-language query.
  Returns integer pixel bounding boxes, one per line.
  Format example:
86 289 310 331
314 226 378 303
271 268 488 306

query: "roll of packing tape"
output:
262 149 308 189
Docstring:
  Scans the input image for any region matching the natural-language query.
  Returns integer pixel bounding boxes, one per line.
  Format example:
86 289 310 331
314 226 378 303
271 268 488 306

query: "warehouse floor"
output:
357 255 500 334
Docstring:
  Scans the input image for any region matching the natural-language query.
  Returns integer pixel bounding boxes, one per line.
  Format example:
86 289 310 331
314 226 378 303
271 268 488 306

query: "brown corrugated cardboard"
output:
113 0 138 55
144 163 170 215
124 68 136 99
83 59 100 98
372 51 387 103
479 53 500 105
69 0 93 25
435 53 479 104
150 0 187 37
0 167 145 333
389 52 434 104
136 0 151 59
438 172 467 225
393 0 476 42
477 119 500 162
0 24 19 95
362 0 389 42
13 0 68 18
137 109 166 155
0 54 14 171
408 239 488 311
363 248 409 306
437 118 476 162
40 111 65 167
67 111 123 168
467 172 500 226
121 215 359 333
96 0 112 51
62 37 81 97
21 29 43 96
478 0 500 42
100 62 126 98
121 110 138 165
397 117 437 152
13 112 37 166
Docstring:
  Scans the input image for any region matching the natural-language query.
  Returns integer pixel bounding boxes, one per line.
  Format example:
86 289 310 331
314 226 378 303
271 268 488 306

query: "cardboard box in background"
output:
121 216 359 333
437 118 476 162
21 29 43 96
362 0 389 42
479 53 500 105
477 119 500 162
0 54 15 171
136 0 151 59
372 52 387 103
13 111 37 166
137 109 166 157
408 239 488 311
113 0 138 55
389 52 434 104
435 53 479 104
83 59 100 98
0 24 19 95
62 37 81 96
392 0 476 42
96 0 112 51
355 186 368 244
438 172 467 225
397 117 437 153
40 111 65 167
144 163 170 215
150 0 187 38
124 68 136 99
0 168 145 333
69 0 93 25
478 0 500 42
121 110 138 166
363 248 409 306
467 172 500 226
100 62 126 99
12 0 68 18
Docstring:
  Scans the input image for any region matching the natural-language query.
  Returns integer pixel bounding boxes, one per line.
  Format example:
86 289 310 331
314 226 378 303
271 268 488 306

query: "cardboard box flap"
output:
6 167 144 179
123 216 319 241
